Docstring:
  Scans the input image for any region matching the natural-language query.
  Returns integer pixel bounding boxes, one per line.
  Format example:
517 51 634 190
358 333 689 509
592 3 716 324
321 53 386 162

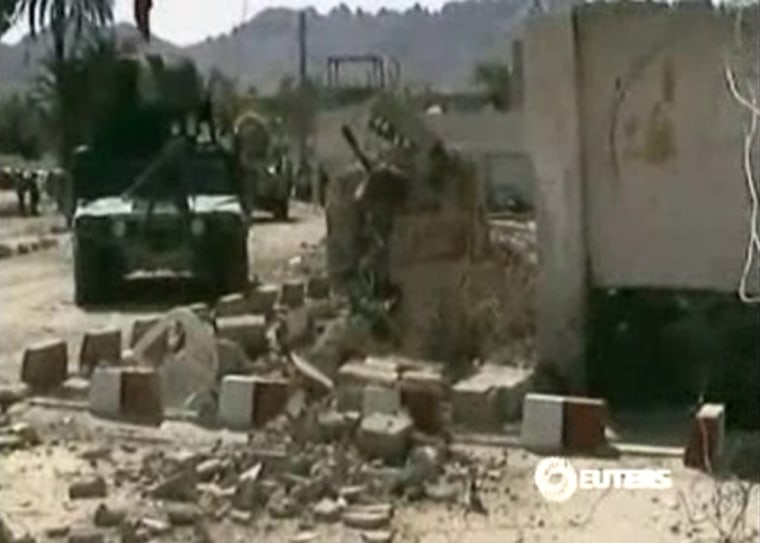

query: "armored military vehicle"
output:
70 54 249 305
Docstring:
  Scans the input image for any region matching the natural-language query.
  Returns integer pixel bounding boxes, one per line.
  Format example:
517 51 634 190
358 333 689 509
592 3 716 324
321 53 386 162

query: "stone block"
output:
356 412 413 464
306 275 331 300
362 385 401 416
217 315 268 358
684 403 726 472
563 396 608 452
280 280 306 309
129 317 168 364
120 367 163 423
89 367 122 417
21 338 68 390
249 284 279 315
215 293 250 317
219 375 256 428
520 393 564 452
79 328 121 376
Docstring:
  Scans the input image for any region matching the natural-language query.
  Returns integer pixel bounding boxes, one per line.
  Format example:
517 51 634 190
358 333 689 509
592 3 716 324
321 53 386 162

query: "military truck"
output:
69 54 249 305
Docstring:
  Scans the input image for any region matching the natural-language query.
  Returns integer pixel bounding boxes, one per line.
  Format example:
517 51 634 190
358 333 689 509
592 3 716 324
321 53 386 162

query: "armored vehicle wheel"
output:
74 240 118 306
212 230 249 295
273 199 289 221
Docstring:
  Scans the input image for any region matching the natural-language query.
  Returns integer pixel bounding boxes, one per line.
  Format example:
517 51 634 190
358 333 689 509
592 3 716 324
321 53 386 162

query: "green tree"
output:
0 93 45 159
473 61 512 111
17 0 113 166
1 0 22 36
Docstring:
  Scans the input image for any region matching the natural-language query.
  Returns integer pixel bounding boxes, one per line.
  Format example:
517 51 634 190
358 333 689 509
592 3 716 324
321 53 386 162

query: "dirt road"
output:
0 203 325 385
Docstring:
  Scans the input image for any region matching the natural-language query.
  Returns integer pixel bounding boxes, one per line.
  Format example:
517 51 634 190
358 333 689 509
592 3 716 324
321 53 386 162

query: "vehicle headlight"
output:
267 165 277 175
111 219 127 238
190 217 205 237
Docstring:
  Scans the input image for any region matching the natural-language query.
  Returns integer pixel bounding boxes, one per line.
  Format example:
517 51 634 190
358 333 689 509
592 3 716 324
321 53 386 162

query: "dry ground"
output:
1 197 758 543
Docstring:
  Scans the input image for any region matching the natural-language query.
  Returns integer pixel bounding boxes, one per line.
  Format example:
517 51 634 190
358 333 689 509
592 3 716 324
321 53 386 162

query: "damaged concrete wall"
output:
325 115 536 371
524 3 760 390
577 3 760 292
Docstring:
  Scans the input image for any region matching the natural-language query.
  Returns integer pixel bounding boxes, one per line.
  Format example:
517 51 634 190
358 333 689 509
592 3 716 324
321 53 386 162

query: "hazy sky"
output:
3 0 450 45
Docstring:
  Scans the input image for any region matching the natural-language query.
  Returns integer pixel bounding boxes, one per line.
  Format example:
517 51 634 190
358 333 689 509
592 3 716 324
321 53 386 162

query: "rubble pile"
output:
324 93 537 369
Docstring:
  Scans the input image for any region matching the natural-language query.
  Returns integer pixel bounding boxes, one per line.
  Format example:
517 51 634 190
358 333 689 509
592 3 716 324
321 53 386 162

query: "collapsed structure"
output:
324 93 536 372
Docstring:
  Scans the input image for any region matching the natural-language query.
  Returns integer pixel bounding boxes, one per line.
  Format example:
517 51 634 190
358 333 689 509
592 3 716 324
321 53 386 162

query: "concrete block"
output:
215 293 250 317
286 305 313 346
89 367 122 417
0 244 12 259
684 403 726 472
120 367 163 423
399 369 446 433
219 375 256 428
362 385 402 416
280 280 306 309
129 317 168 364
187 303 212 321
452 366 531 429
520 393 564 452
249 284 279 315
79 328 121 376
563 396 608 452
217 315 268 358
337 360 399 412
452 380 497 430
21 339 68 390
252 377 290 426
356 412 414 464
306 275 331 300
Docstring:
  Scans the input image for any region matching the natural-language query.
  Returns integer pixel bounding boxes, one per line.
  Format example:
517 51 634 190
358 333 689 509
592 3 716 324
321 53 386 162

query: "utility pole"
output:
296 10 310 200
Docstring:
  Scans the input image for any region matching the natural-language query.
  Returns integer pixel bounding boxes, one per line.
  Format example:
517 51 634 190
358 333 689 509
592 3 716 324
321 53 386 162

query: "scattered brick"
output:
215 293 250 317
216 315 268 358
362 385 401 416
337 360 399 412
129 317 168 365
563 396 608 452
400 366 447 433
253 377 290 426
89 367 123 417
356 413 413 464
684 403 726 472
21 338 68 390
120 367 163 424
69 476 107 499
280 280 306 309
249 284 279 315
79 328 121 376
306 275 331 300
520 393 564 452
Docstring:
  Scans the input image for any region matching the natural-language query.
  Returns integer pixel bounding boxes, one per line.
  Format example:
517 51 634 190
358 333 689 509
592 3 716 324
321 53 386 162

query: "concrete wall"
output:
577 3 760 292
316 107 536 206
524 3 760 389
524 10 588 391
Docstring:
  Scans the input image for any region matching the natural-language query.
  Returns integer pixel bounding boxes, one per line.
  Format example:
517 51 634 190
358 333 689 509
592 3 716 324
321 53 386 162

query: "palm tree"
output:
16 0 113 166
18 0 113 65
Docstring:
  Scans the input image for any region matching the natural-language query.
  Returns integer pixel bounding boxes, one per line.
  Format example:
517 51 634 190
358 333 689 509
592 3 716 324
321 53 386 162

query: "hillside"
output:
0 0 534 96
